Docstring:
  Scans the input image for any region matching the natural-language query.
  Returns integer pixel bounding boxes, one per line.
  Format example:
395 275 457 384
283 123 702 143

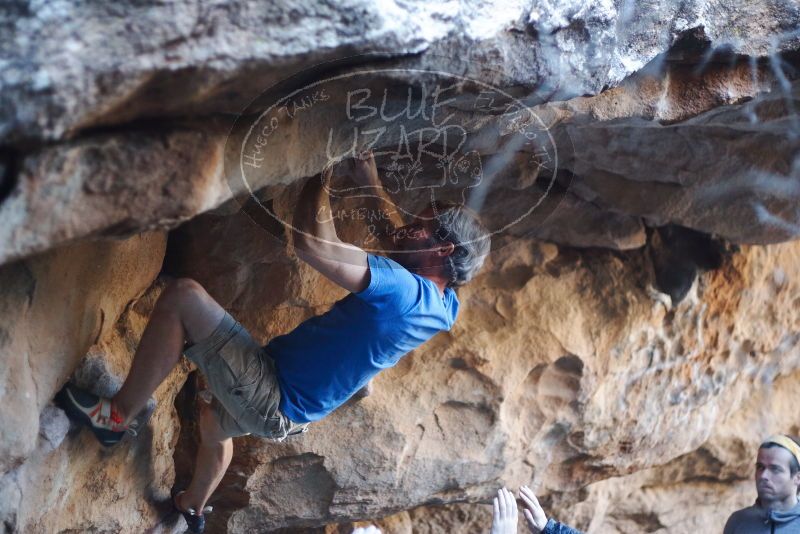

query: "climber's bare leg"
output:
177 402 233 513
113 278 226 425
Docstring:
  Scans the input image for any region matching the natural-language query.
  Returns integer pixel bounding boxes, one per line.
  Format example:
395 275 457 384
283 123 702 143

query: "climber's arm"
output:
344 151 406 250
292 167 370 293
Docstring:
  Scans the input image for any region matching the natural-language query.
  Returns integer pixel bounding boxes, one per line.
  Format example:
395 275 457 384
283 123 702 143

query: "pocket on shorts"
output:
227 353 265 412
208 327 265 416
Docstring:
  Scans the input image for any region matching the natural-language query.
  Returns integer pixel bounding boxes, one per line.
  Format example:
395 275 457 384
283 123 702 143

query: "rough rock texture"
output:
164 208 800 532
1 1 800 533
0 125 229 265
357 360 800 533
0 281 194 534
3 56 799 266
558 79 800 244
0 231 195 532
3 0 798 144
0 232 166 472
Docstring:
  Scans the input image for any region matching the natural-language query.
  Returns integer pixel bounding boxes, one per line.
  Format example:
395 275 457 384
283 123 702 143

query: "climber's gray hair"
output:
430 201 491 288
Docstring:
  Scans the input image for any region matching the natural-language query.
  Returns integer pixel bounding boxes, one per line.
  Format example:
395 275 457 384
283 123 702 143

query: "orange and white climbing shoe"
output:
55 383 138 446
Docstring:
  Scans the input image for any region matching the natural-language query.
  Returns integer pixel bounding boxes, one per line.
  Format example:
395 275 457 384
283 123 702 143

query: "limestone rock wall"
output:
167 212 800 532
0 232 176 532
4 0 797 145
1 1 800 533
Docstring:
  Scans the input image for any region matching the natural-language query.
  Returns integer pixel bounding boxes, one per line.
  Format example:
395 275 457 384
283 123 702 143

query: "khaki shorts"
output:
183 312 309 440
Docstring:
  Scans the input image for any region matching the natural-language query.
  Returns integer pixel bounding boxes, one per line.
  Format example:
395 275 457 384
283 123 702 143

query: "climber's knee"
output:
160 277 226 344
161 277 206 309
198 402 229 444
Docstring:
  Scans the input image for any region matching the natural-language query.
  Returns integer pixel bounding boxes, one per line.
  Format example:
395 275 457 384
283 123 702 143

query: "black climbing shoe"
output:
173 489 213 533
55 383 138 447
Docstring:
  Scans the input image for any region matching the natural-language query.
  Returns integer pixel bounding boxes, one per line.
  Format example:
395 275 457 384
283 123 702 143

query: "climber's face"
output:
388 207 452 272
755 446 800 507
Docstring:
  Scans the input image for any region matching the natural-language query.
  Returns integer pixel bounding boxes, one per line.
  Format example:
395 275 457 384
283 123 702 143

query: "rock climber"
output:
724 434 800 533
56 150 491 533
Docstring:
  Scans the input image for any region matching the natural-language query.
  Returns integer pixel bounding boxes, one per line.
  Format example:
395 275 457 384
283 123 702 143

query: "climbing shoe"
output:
55 382 138 446
172 489 213 533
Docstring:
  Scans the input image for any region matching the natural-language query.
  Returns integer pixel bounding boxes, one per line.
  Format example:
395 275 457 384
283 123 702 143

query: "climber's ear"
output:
434 241 455 257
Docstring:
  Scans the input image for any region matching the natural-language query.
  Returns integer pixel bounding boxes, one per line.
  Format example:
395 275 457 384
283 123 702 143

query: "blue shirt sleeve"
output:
543 518 584 534
354 254 420 315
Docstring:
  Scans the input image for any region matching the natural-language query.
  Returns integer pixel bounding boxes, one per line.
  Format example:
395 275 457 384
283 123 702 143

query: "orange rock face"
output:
1 2 800 532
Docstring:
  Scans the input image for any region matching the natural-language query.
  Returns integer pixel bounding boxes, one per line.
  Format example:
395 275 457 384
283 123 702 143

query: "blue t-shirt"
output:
265 253 459 423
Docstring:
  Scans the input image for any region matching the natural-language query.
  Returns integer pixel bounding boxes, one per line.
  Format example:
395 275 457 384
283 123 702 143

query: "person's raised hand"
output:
490 487 518 534
348 150 381 188
519 486 548 533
